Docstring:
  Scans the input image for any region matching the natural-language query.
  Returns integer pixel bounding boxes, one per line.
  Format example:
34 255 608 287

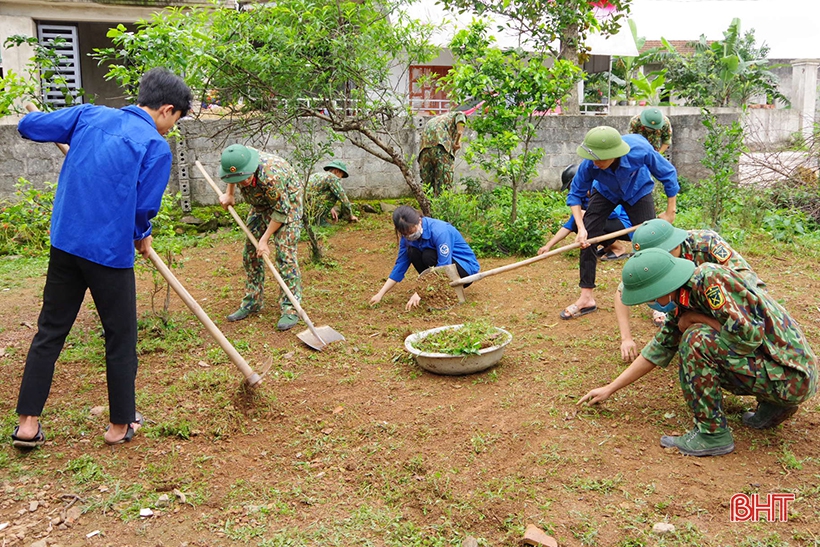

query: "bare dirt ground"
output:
1 214 819 547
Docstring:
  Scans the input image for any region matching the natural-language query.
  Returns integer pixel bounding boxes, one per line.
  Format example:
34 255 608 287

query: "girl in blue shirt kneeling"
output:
370 205 480 310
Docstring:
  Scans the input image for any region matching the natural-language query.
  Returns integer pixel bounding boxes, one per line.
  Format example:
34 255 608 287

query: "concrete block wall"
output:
0 111 743 204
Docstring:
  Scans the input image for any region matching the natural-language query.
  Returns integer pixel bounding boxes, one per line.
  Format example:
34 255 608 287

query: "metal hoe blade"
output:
297 325 346 351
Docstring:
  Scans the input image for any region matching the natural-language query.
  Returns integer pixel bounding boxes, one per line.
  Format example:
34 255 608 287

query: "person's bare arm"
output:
578 355 657 405
614 289 638 362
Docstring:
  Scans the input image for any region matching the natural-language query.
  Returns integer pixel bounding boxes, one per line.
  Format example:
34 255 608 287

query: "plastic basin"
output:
404 324 512 376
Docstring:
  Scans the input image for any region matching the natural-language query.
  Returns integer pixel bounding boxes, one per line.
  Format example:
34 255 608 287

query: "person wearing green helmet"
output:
304 160 359 225
614 219 765 361
218 144 304 331
560 126 679 320
628 107 672 155
580 248 817 457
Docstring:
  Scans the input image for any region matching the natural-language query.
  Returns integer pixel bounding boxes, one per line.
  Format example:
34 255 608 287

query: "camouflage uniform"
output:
676 230 765 289
305 171 354 224
237 150 303 315
628 114 672 153
642 263 817 434
419 112 467 195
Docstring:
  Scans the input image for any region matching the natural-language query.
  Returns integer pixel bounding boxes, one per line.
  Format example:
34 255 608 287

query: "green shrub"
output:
431 186 567 257
0 178 55 256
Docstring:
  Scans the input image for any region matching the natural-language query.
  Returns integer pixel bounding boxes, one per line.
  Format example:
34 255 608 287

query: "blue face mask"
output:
647 300 677 314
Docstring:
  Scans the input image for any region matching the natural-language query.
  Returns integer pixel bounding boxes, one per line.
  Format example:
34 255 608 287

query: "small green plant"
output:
699 110 745 230
0 179 56 256
411 321 508 356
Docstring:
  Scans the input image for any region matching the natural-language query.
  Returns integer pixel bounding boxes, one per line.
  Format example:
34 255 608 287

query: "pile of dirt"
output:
413 268 460 310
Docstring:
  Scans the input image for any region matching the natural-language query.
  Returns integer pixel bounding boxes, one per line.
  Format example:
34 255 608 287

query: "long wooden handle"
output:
194 161 327 346
26 103 261 385
147 248 261 384
454 225 639 286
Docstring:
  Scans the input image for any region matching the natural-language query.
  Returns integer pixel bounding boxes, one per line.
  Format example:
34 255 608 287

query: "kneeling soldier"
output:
580 248 817 456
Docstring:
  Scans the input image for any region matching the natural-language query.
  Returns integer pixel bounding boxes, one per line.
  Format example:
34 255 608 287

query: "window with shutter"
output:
37 24 83 107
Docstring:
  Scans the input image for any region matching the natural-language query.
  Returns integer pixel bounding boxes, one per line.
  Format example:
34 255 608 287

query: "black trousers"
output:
407 247 472 287
579 191 656 289
16 247 139 425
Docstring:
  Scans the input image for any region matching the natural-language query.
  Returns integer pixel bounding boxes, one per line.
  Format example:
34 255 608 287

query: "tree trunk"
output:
302 219 323 263
560 23 581 115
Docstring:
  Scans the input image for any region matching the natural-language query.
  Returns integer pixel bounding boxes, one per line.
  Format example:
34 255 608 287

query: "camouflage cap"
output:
621 248 695 306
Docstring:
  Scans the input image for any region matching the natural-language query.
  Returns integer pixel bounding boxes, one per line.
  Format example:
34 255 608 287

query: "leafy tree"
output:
0 35 85 115
93 0 439 214
437 0 632 113
443 20 578 222
655 18 787 107
699 109 745 230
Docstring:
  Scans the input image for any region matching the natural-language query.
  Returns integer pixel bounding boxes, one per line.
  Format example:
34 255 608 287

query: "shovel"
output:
454 225 640 287
25 103 262 386
195 161 344 351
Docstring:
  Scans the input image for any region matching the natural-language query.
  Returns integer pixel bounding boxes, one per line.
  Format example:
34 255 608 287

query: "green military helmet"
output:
324 160 349 178
219 144 260 183
621 248 695 306
576 126 631 161
639 107 666 130
633 219 688 252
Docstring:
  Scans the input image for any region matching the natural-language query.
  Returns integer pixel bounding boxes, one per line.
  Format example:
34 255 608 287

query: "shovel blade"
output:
297 325 345 351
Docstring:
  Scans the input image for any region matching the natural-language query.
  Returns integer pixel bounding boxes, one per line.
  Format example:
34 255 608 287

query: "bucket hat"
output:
219 144 260 183
621 248 695 306
633 219 688 252
324 160 349 178
639 108 666 130
576 126 631 161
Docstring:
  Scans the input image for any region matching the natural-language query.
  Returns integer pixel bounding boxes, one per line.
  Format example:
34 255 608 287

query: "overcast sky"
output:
407 0 819 59
627 0 820 58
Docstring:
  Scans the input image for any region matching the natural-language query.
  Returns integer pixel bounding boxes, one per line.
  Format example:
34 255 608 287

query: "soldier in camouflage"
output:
418 111 466 196
580 248 817 457
628 107 672 155
304 160 358 225
218 144 304 331
615 218 765 360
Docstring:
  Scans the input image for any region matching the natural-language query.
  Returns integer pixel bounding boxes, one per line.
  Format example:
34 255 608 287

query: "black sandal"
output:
104 411 144 445
12 423 46 449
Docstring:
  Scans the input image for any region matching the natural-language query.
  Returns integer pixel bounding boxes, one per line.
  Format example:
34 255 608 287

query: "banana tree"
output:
631 69 667 105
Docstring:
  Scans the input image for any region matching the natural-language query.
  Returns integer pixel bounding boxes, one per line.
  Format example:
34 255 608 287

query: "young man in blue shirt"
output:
560 126 679 320
12 68 191 448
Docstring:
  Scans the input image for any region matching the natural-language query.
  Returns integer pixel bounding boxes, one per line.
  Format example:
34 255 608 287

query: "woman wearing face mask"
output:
369 205 480 310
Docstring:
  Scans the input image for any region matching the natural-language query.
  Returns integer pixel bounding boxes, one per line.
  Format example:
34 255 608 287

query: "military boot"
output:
660 429 735 457
277 313 299 331
742 402 799 429
227 306 260 322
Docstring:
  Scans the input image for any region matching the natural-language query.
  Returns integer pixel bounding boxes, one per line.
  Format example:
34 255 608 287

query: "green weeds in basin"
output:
410 321 509 355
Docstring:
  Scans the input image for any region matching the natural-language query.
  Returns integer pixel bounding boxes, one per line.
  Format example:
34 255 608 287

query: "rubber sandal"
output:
12 423 46 449
104 411 144 445
559 304 598 320
600 251 634 261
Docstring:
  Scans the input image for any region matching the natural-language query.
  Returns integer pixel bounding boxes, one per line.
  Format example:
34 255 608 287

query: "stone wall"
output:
0 111 742 204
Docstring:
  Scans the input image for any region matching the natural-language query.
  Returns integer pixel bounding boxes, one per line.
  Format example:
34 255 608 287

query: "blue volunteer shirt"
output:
567 134 679 208
18 104 172 268
389 217 480 282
